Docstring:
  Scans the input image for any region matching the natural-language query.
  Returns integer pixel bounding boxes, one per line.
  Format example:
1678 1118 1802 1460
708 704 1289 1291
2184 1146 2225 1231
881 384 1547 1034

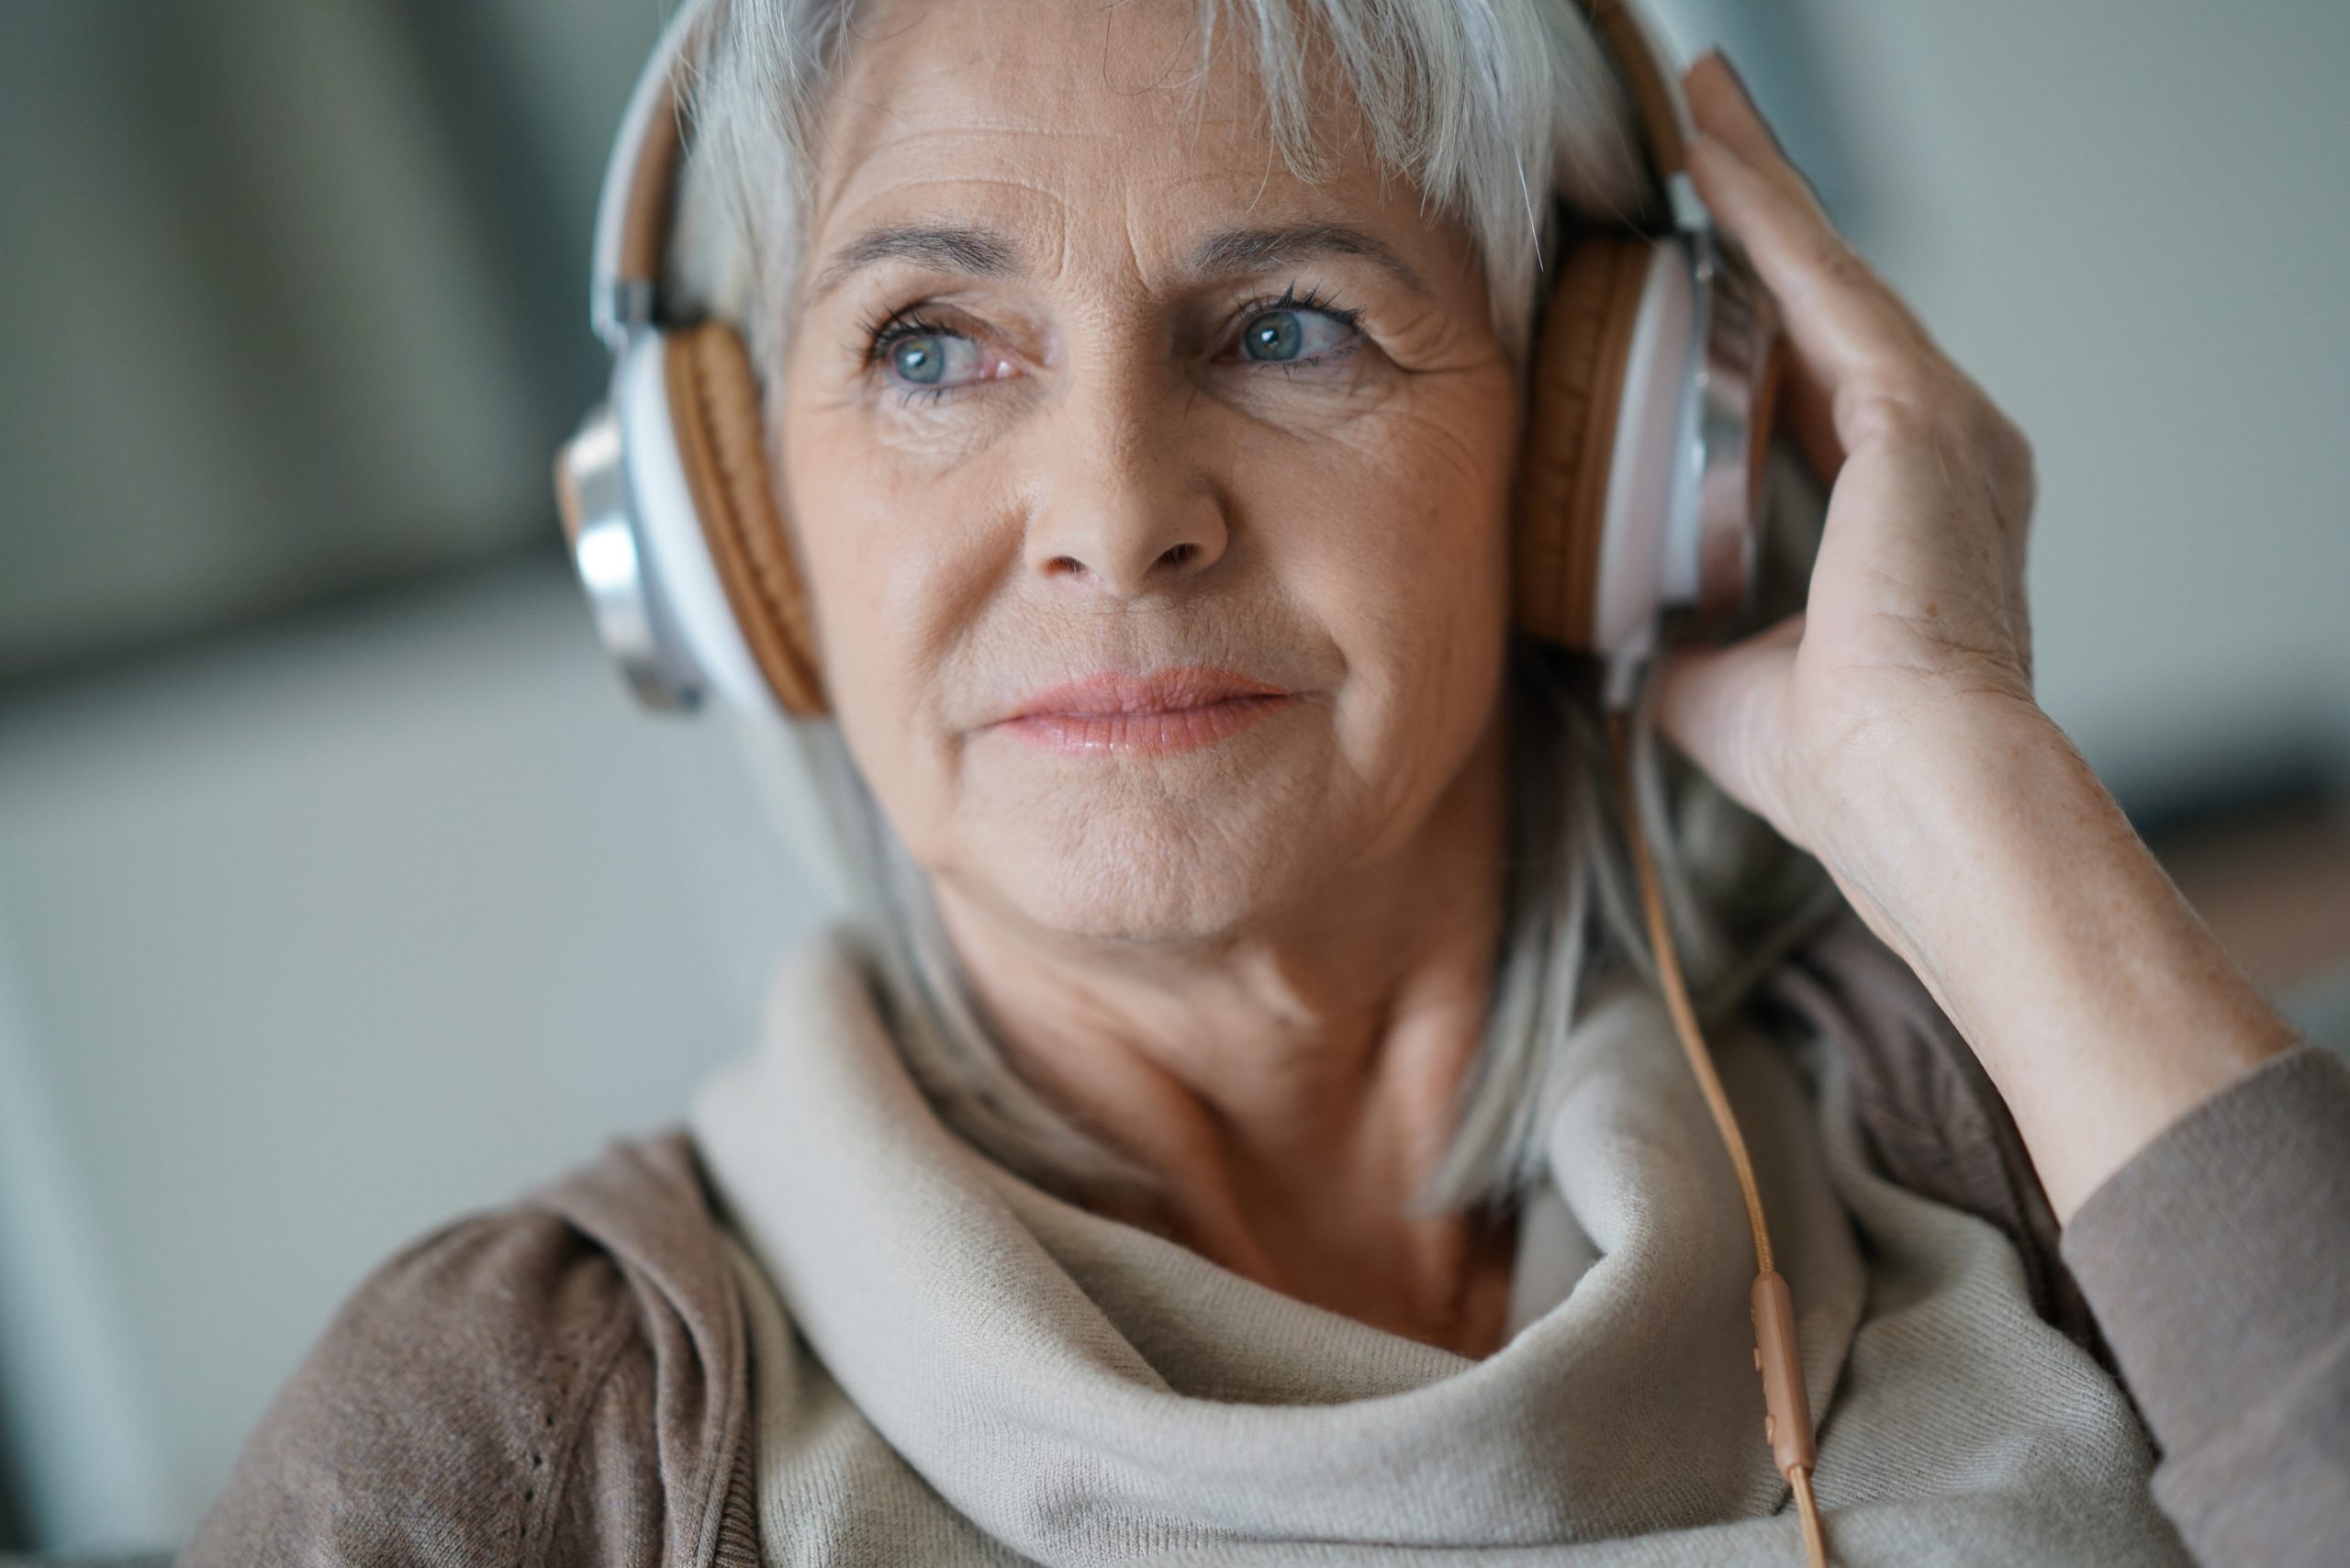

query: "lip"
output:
992 666 1296 756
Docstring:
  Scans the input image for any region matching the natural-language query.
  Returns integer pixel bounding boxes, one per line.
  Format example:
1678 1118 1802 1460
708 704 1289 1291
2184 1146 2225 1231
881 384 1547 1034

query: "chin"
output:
970 797 1321 948
934 714 1342 945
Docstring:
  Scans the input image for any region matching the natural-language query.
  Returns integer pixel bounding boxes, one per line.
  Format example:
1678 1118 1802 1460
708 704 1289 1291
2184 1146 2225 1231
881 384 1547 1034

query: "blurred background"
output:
2 0 2345 1554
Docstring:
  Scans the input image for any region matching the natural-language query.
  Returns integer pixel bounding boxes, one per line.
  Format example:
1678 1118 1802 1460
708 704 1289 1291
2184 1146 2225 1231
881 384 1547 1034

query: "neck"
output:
928 706 1520 1357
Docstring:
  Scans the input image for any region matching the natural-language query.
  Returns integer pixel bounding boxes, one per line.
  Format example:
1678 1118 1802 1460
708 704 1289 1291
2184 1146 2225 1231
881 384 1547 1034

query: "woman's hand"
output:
1654 50 2045 872
1657 52 2304 1226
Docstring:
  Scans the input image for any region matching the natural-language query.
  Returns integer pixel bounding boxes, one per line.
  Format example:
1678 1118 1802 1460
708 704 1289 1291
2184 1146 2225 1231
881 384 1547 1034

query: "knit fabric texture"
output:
688 927 2188 1566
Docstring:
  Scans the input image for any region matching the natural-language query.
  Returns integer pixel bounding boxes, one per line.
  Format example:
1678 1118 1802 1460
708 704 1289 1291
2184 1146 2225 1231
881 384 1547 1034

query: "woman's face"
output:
774 0 1523 945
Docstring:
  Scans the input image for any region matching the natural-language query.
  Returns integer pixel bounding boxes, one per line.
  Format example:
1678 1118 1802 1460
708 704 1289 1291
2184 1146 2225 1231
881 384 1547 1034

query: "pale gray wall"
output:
0 0 655 682
0 565 829 1549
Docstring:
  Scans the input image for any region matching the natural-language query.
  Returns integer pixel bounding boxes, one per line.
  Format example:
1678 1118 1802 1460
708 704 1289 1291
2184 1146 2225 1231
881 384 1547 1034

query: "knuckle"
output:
1842 367 1947 443
1846 369 2039 523
1811 238 1886 304
1971 403 2037 514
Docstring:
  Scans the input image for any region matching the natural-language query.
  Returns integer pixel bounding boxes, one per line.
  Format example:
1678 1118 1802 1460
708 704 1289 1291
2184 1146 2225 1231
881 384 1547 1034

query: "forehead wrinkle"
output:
808 210 1434 318
807 79 1119 241
804 169 1074 306
818 35 1154 177
800 6 1457 319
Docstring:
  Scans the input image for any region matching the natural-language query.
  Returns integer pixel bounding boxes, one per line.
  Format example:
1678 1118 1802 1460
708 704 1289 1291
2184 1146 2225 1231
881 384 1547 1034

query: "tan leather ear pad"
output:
1513 234 1658 651
664 323 829 716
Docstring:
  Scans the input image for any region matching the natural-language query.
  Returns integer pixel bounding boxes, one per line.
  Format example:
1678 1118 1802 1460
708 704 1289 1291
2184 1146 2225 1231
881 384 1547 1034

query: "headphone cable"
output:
1604 701 1830 1568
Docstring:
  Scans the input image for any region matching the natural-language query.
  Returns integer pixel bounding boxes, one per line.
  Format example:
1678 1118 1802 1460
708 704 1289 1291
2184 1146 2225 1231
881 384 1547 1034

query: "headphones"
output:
554 0 1787 719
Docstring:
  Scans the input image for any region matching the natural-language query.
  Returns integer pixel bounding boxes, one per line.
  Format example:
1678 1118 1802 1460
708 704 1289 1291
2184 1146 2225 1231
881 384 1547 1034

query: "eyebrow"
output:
803 219 1430 307
1187 222 1429 296
807 224 1021 307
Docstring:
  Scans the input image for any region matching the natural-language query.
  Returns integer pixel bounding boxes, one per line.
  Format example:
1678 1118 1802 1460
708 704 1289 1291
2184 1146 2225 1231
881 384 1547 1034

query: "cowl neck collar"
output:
689 927 2177 1565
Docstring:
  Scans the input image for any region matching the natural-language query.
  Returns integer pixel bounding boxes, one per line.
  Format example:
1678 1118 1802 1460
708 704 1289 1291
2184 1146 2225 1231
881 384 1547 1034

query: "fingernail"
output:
1709 48 1756 107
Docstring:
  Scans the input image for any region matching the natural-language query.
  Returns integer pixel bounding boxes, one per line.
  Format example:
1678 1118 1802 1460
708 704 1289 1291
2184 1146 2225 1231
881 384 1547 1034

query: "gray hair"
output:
670 0 1657 377
677 0 1849 1219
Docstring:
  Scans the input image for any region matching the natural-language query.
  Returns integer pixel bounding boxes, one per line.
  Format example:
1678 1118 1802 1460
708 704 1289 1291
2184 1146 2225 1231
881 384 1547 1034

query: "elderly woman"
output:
186 1 2345 1564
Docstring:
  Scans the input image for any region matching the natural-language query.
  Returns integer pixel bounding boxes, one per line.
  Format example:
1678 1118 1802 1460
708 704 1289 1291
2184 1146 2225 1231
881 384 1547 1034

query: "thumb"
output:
1650 610 1804 835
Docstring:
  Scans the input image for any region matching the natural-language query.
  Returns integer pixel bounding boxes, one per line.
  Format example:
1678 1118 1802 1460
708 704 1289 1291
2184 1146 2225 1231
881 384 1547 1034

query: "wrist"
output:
1802 695 2301 1220
1801 692 2071 968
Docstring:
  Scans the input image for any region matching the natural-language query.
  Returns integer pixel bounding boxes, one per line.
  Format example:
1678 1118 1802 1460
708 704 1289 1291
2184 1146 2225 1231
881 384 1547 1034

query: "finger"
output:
1684 131 1941 439
1681 51 1818 214
1651 612 1804 835
1674 61 1847 481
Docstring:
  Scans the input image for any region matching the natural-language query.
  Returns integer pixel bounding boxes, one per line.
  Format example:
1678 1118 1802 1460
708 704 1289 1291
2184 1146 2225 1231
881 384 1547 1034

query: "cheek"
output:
777 405 1007 844
776 360 1523 886
1246 392 1518 753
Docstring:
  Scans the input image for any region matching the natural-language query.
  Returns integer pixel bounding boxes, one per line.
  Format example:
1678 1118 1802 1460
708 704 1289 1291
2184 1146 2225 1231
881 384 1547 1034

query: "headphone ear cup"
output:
663 322 829 717
1512 234 1661 652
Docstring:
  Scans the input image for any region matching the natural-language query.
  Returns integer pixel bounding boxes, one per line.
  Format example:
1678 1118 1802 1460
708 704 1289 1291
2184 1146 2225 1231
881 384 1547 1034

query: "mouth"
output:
991 666 1297 756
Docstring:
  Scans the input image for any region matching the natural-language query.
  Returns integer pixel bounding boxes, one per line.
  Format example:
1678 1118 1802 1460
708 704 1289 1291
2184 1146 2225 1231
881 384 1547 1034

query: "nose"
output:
1021 372 1229 601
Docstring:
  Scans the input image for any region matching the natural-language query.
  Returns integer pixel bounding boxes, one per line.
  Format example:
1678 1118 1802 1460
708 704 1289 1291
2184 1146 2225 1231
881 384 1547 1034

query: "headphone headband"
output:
589 0 702 346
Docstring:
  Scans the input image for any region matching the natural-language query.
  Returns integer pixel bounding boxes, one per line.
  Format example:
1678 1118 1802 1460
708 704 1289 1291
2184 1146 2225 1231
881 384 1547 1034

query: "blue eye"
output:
1239 306 1356 364
879 327 982 392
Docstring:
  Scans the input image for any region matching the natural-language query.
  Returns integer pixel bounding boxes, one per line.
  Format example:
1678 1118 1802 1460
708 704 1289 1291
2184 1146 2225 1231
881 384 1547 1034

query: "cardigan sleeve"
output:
2060 1042 2350 1568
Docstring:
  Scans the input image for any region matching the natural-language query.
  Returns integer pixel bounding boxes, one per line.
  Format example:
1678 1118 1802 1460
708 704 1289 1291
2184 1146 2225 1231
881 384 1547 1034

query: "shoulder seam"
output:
519 1247 646 1568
